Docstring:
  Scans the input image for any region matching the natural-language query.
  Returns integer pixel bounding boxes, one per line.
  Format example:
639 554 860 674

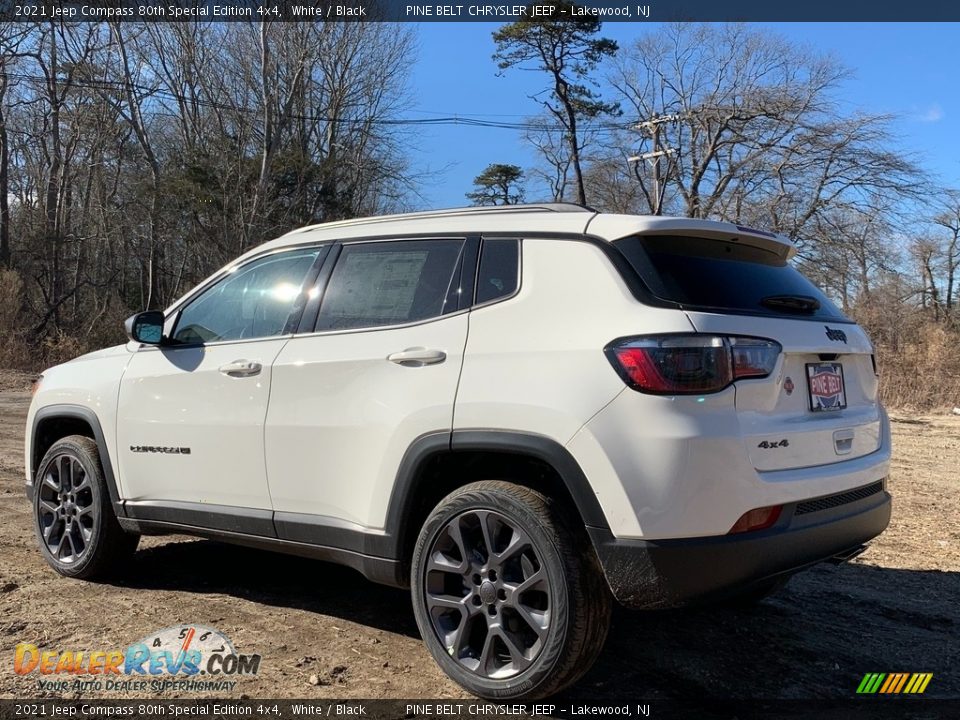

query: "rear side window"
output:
615 235 849 322
316 239 465 331
476 238 520 305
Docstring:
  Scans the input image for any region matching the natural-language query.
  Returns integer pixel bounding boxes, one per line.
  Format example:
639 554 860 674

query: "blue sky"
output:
407 22 959 209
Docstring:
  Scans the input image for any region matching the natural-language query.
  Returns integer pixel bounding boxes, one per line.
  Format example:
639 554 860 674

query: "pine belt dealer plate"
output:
806 362 847 412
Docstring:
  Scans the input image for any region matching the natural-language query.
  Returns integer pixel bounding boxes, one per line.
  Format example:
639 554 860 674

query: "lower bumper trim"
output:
589 490 891 609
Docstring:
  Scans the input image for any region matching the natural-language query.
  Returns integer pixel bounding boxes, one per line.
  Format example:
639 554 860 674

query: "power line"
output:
1 70 634 135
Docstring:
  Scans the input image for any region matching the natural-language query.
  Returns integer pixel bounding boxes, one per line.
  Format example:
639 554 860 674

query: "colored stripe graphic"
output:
893 673 910 693
881 673 905 693
879 674 897 693
857 672 932 694
857 673 885 693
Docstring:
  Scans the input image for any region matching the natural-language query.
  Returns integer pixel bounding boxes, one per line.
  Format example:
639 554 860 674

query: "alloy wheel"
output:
424 509 551 679
36 454 96 564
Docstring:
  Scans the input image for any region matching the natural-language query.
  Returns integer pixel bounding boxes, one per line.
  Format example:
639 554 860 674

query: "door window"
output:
316 240 465 331
173 248 322 344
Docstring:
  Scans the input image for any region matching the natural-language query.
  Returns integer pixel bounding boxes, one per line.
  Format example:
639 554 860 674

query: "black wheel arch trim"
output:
30 404 125 517
447 430 609 529
381 429 610 565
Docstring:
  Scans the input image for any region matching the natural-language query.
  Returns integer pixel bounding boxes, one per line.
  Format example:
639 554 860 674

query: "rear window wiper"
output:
760 294 821 314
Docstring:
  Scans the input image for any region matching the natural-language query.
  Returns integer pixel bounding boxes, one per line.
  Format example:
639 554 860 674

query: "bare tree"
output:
932 191 960 313
0 20 418 367
523 118 572 202
610 23 925 241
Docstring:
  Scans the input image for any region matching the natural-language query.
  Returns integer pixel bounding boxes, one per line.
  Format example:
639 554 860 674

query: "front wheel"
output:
410 481 612 699
33 435 139 580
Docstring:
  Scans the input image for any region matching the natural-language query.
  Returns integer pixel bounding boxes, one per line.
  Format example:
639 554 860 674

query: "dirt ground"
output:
0 368 957 701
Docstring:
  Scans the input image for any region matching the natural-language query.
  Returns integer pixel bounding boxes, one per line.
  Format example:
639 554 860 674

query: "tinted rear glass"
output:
476 238 519 305
615 235 850 322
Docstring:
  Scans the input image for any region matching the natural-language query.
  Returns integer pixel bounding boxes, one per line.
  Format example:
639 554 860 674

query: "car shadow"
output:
112 539 960 699
113 538 421 638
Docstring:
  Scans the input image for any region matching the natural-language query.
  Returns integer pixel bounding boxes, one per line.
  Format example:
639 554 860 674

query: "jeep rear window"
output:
614 235 850 322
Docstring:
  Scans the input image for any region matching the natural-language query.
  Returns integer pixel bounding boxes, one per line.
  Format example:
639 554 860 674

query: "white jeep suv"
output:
25 204 891 698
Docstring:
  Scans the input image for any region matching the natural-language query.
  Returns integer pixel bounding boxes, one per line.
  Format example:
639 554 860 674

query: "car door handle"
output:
387 347 447 367
219 360 262 377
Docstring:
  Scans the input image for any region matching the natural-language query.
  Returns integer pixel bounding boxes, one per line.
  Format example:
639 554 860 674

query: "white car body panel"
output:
453 238 693 443
568 388 890 539
265 313 468 528
686 311 881 472
116 339 289 508
25 344 133 491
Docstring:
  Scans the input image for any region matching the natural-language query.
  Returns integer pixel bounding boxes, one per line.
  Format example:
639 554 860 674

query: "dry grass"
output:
874 323 960 412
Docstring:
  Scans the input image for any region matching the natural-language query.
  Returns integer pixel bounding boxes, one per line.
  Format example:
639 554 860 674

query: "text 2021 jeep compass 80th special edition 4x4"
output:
25 204 891 698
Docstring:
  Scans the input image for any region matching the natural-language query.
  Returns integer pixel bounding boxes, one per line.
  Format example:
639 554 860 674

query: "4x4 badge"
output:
825 326 847 343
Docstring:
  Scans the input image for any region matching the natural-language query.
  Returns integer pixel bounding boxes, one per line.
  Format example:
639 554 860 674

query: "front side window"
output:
173 248 321 344
316 239 465 331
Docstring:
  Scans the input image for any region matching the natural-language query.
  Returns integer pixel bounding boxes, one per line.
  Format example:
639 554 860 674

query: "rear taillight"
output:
31 375 43 398
728 505 783 534
605 334 781 395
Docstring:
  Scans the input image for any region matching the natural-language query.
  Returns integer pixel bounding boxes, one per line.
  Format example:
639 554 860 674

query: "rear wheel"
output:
33 435 139 580
410 481 611 699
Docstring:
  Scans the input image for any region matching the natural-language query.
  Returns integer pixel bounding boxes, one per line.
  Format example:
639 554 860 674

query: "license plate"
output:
806 362 846 412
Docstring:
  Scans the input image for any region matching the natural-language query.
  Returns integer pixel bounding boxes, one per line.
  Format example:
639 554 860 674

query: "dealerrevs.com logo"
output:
14 625 260 693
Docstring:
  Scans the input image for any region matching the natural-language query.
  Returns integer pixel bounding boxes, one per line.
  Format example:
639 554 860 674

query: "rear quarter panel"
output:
454 237 695 527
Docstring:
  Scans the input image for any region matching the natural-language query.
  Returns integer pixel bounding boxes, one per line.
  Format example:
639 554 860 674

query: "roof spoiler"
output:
625 218 797 261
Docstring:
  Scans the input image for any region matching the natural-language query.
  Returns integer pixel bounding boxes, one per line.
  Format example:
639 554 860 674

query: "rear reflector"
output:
605 334 781 394
728 505 783 534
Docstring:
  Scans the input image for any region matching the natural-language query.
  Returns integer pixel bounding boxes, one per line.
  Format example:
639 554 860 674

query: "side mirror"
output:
124 311 166 345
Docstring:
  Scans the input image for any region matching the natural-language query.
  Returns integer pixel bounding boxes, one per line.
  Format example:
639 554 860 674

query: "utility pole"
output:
628 113 682 215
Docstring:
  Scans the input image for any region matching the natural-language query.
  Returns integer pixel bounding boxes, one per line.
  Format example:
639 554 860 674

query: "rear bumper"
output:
589 482 891 608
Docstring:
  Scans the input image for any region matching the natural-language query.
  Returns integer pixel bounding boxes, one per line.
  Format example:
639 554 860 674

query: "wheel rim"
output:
424 509 551 679
36 454 96 564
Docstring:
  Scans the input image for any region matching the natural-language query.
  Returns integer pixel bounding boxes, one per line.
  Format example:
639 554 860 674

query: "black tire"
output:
722 576 790 607
32 435 139 580
410 480 612 699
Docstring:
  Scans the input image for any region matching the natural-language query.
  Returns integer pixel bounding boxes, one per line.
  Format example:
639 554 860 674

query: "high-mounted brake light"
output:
605 334 781 395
